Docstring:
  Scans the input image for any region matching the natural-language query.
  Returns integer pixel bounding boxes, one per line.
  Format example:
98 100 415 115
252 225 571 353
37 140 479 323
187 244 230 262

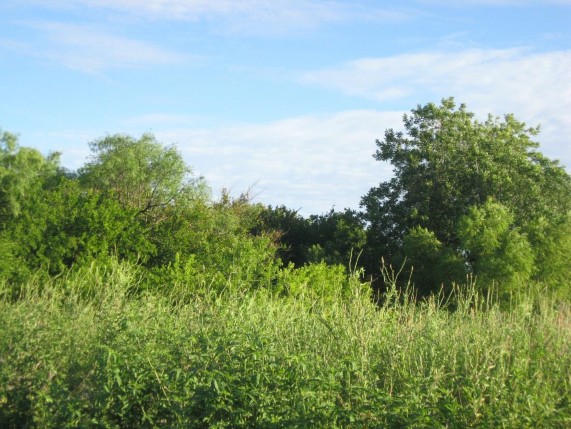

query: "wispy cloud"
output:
121 113 218 128
22 0 410 35
133 110 403 214
415 0 571 5
24 110 403 214
302 48 571 167
9 22 188 73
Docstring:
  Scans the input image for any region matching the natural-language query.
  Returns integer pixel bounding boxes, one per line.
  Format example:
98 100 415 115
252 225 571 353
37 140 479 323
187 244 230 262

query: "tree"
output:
255 206 366 267
398 226 465 296
0 129 60 223
0 130 62 282
254 205 313 266
457 198 534 294
362 98 571 294
79 133 207 225
146 191 282 295
306 209 366 266
523 212 571 297
6 177 155 276
0 130 281 293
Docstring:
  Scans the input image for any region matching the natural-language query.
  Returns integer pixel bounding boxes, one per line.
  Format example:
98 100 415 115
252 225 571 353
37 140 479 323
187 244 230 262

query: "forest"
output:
1 99 570 427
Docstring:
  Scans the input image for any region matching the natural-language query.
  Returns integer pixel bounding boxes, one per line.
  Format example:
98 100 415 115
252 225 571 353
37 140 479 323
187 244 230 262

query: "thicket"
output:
0 130 363 301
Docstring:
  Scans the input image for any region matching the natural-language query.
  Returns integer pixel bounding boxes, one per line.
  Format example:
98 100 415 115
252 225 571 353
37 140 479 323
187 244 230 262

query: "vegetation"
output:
255 206 366 267
361 98 571 297
1 98 570 426
1 261 570 428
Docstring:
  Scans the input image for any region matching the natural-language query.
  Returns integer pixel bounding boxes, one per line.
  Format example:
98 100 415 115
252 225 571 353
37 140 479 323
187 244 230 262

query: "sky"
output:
1 0 570 215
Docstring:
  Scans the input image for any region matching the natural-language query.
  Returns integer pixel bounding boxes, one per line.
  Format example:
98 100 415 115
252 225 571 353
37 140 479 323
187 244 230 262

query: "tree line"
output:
1 98 570 300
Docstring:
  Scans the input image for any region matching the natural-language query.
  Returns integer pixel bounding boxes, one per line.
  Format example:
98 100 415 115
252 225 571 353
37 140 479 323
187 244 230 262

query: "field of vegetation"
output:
2 99 570 427
1 260 570 428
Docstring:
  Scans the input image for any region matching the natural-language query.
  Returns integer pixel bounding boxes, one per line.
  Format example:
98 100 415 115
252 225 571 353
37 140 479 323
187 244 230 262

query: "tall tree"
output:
362 98 571 294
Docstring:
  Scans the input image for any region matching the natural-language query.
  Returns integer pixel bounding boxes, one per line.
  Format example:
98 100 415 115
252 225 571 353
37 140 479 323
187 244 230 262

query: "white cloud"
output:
24 110 402 214
302 48 571 169
146 110 403 214
0 22 188 73
22 0 409 35
415 0 571 5
13 22 188 72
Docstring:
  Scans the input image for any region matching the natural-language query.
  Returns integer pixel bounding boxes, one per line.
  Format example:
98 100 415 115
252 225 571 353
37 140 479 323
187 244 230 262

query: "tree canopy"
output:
79 133 207 224
362 98 571 296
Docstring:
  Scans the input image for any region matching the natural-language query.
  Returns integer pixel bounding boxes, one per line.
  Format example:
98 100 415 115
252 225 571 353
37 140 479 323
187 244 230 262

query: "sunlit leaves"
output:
458 199 534 293
363 98 571 295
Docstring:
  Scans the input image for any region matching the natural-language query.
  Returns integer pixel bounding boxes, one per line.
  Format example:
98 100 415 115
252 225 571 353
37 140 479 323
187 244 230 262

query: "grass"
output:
1 261 570 428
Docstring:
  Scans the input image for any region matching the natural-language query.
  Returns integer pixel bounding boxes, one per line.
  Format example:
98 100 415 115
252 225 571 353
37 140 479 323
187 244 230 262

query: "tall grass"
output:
1 261 570 428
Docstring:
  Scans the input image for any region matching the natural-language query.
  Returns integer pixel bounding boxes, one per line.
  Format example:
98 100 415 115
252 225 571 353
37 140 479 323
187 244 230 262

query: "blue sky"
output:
1 0 570 214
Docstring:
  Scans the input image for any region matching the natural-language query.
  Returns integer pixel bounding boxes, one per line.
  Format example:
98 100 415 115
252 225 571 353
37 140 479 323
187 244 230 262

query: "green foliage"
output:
306 209 366 266
362 98 571 295
144 191 281 296
256 206 366 267
399 226 465 296
0 131 63 283
1 97 570 428
1 175 154 286
0 130 284 295
151 234 281 298
1 267 570 427
0 123 570 426
0 235 31 287
79 133 207 224
525 212 571 297
254 205 314 266
458 199 535 294
275 262 364 301
0 129 60 222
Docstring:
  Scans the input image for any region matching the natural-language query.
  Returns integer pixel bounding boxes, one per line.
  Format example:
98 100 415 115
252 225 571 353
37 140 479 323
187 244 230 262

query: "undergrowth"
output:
1 260 570 428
